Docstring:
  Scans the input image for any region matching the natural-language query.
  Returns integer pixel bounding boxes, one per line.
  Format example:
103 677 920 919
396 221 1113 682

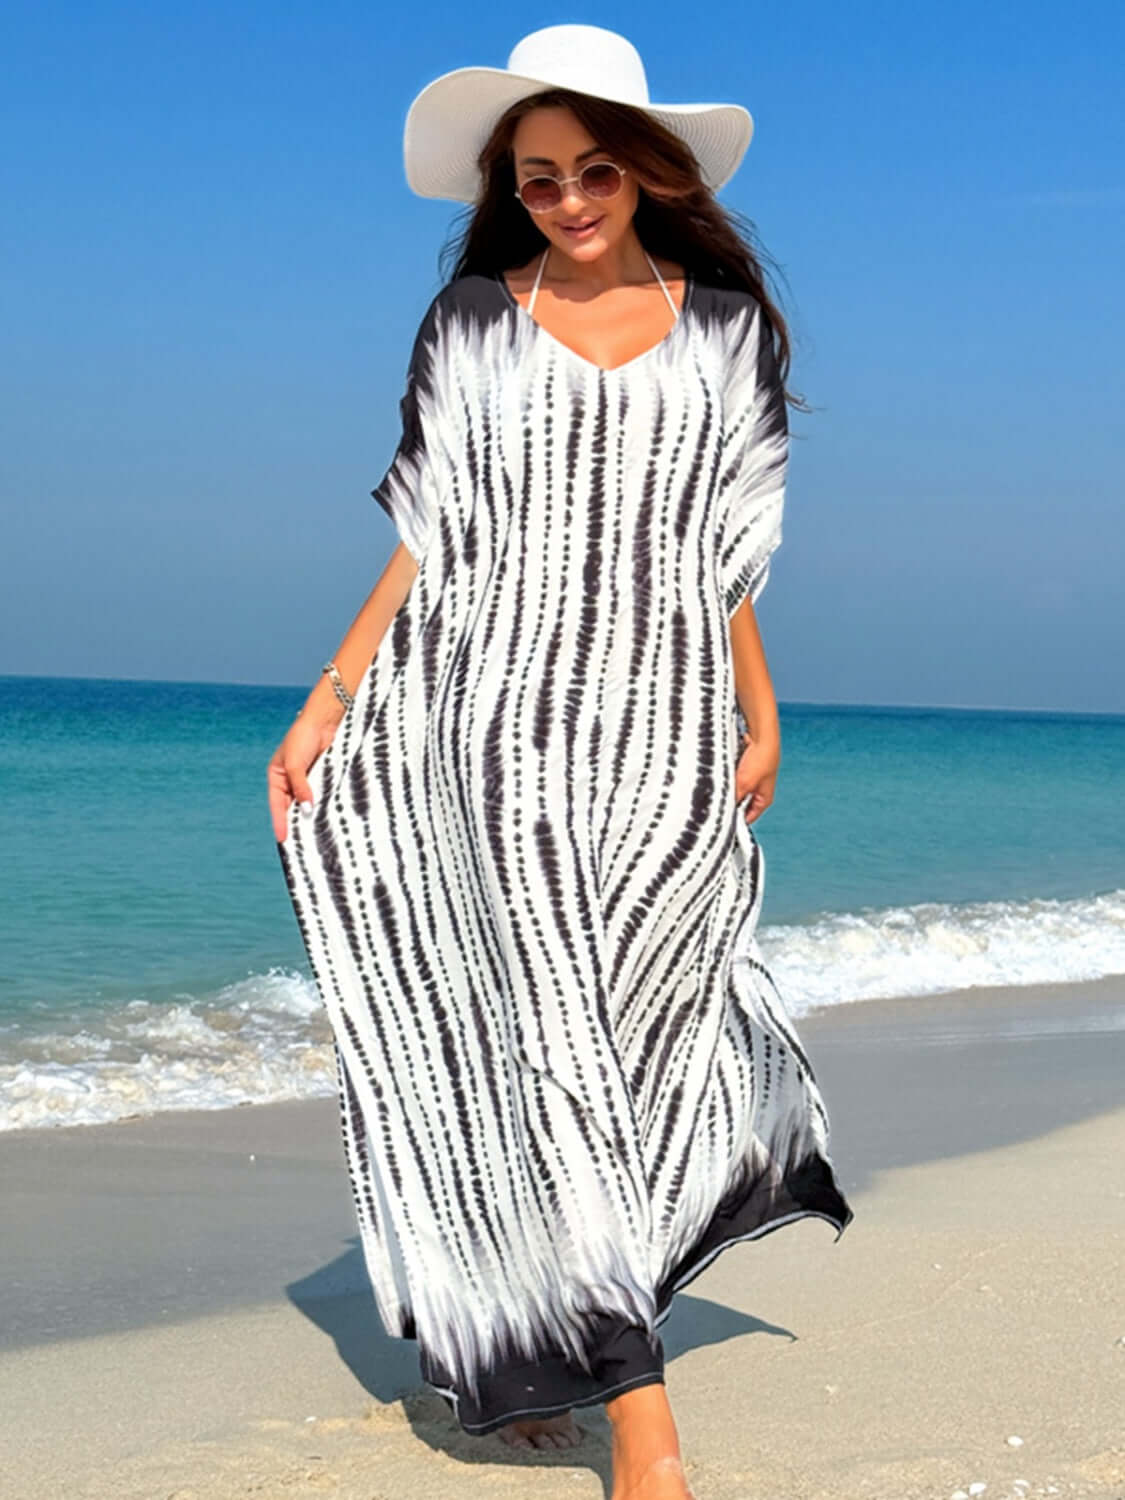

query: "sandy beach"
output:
2 976 1123 1500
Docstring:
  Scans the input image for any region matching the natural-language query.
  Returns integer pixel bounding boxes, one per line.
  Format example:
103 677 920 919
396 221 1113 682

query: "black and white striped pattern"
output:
277 271 853 1432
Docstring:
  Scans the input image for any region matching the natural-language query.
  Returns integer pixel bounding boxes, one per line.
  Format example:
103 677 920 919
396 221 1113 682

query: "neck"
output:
542 228 652 291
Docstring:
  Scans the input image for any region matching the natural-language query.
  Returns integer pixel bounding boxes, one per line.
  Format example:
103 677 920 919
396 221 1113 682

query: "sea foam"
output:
2 887 1123 1132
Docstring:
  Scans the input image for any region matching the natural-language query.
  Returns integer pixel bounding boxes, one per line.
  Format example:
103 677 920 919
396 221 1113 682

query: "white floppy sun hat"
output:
403 23 754 203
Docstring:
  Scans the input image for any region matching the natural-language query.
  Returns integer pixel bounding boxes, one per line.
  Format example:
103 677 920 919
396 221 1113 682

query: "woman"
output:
268 24 853 1499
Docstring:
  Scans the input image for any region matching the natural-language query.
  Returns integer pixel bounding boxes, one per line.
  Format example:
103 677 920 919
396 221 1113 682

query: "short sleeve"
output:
371 298 444 565
716 297 789 617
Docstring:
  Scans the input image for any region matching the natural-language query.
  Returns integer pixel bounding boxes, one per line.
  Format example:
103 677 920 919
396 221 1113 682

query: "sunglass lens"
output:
580 163 622 199
519 177 562 212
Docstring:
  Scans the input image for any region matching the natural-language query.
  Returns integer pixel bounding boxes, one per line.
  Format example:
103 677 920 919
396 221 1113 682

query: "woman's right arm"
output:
267 540 419 841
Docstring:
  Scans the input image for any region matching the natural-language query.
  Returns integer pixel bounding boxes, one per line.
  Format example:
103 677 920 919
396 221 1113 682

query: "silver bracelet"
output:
322 660 354 709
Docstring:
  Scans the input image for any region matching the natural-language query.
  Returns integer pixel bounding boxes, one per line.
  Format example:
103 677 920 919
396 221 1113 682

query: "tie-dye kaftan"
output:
276 267 854 1435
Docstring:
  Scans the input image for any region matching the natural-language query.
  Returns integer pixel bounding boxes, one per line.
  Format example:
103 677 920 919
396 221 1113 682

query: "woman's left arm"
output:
718 295 788 823
730 595 781 822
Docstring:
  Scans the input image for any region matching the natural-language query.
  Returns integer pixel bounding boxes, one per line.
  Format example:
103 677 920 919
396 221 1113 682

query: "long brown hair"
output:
439 87 807 410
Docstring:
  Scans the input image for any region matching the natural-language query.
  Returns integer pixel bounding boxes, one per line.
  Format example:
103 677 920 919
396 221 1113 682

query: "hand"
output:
734 728 779 825
268 700 345 843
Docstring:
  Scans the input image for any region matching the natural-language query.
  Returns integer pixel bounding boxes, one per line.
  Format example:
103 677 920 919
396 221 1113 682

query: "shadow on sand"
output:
287 1245 794 1494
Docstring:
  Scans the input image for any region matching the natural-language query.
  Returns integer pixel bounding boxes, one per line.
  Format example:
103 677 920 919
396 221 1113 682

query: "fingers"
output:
744 790 772 824
269 787 290 844
734 727 777 817
267 748 315 845
288 766 315 814
267 709 332 842
271 773 315 842
266 752 291 843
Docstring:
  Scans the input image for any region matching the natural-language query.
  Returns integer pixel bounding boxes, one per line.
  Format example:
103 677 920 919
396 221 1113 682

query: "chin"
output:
549 226 622 261
556 239 610 261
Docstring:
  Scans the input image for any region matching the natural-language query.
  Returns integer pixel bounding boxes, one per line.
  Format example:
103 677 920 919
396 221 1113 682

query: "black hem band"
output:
418 1147 853 1435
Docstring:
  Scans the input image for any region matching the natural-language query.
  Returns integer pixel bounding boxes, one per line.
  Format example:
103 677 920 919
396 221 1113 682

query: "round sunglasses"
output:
514 161 627 215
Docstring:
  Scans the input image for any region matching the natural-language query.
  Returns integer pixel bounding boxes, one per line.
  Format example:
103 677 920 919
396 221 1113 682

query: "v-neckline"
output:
496 262 693 376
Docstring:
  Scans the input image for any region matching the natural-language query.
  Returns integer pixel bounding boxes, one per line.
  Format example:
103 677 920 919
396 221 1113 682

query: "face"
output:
510 104 639 264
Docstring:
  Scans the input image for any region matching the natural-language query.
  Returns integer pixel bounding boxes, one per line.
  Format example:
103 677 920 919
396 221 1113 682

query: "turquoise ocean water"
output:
3 673 1123 1132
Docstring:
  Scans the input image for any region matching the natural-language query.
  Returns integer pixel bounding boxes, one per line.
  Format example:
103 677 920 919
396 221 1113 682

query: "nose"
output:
558 181 590 214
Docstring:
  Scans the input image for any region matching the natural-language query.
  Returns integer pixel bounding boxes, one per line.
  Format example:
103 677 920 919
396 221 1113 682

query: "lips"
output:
560 215 605 238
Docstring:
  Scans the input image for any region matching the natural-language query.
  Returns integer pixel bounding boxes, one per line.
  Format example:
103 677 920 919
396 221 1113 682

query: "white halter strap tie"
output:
527 247 680 318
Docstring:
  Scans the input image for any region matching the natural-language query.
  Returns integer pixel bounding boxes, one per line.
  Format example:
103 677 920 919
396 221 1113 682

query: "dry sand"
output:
1 977 1123 1499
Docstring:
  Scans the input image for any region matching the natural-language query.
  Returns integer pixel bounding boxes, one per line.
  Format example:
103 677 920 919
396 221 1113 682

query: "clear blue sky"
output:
2 1 1122 711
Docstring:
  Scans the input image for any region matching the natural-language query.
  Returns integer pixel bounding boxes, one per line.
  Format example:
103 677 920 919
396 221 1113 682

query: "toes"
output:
495 1413 583 1453
528 1430 577 1451
496 1428 535 1450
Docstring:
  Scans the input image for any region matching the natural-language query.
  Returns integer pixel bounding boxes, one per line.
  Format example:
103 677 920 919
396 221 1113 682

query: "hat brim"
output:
403 65 754 202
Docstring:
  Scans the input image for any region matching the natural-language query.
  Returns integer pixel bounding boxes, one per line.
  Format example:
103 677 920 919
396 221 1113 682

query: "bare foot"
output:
496 1409 583 1450
618 1455 694 1499
607 1384 692 1500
